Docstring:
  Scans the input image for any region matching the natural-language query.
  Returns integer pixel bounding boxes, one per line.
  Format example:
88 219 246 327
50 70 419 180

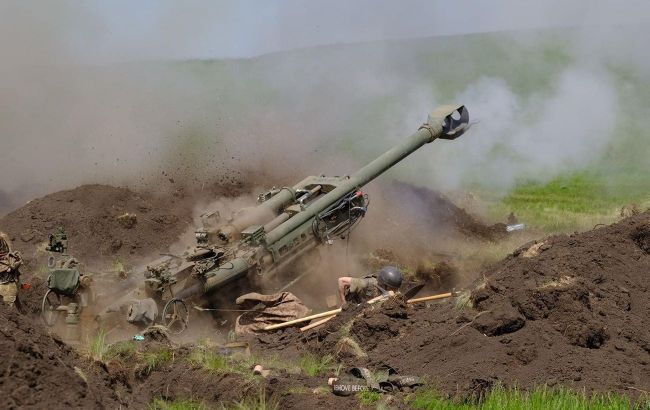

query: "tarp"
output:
235 292 310 336
47 269 80 296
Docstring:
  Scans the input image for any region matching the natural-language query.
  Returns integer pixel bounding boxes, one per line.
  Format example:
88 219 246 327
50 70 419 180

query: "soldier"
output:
337 265 403 305
0 233 23 308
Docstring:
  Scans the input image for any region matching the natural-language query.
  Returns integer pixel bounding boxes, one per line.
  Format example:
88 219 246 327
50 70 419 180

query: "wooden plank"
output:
300 315 336 332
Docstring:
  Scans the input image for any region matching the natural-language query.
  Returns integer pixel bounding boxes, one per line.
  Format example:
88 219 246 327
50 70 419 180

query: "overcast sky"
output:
1 0 647 64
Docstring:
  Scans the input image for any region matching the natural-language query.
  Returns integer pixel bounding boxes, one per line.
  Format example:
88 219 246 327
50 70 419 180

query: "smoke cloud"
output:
419 67 619 191
1 0 649 215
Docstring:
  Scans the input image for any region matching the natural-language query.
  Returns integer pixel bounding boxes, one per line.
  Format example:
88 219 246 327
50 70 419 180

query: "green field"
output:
488 170 650 232
410 386 649 410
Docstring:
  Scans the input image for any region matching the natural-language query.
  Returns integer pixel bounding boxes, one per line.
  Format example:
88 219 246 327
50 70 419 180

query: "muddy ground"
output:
256 210 650 402
3 183 647 408
0 304 121 409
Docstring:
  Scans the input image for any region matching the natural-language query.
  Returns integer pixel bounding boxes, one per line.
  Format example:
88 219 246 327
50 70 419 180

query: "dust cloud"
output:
1 1 649 216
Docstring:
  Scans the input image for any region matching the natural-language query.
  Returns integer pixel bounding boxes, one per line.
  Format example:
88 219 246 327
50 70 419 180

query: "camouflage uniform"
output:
345 275 382 304
0 234 22 306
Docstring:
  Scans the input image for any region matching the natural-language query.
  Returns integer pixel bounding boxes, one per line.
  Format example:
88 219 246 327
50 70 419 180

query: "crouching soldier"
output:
337 265 403 305
0 233 23 308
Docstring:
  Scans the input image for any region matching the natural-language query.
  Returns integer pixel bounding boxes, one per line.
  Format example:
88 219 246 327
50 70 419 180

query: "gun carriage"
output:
136 106 470 333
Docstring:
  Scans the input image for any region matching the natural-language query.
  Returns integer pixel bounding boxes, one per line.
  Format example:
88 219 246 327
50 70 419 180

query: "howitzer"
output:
134 105 470 333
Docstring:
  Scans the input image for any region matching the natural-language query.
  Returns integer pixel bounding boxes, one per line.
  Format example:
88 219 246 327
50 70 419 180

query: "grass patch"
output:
357 390 381 406
105 340 138 362
220 388 279 410
149 398 207 410
241 353 302 374
187 348 268 383
229 347 336 379
188 348 230 373
203 352 228 372
188 347 336 379
140 348 173 375
409 385 649 410
297 353 334 377
490 171 650 232
86 329 109 362
454 290 473 310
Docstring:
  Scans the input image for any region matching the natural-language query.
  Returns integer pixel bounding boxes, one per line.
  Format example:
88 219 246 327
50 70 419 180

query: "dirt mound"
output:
371 211 650 397
259 211 650 399
0 184 192 268
0 183 247 270
0 305 121 409
128 353 260 408
0 306 275 409
17 276 48 315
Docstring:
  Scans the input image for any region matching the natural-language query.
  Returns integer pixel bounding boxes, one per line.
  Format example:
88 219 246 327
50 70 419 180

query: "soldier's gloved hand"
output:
340 302 349 311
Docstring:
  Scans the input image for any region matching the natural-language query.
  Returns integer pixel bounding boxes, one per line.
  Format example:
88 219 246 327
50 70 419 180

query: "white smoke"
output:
418 68 619 191
0 0 648 214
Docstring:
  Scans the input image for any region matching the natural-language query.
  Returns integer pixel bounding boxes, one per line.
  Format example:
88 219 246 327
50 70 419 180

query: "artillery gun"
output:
129 105 470 333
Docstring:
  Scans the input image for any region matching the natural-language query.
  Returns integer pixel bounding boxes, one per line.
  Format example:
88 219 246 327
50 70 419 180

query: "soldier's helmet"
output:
377 265 403 290
0 234 9 256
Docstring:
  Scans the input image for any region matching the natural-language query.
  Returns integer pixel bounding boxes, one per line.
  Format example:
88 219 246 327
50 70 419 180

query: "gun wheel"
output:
161 298 189 334
41 289 61 327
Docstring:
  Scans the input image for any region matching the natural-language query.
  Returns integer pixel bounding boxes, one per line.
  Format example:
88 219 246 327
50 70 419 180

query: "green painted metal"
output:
203 256 251 293
264 105 468 245
128 105 470 329
200 105 469 293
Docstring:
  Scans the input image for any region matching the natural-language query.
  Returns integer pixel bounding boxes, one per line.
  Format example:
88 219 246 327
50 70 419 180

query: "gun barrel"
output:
174 257 251 299
203 257 251 294
264 105 469 245
218 189 295 240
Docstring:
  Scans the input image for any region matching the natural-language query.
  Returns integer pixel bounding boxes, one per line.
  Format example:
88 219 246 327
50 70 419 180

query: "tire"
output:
41 290 61 327
161 298 189 334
